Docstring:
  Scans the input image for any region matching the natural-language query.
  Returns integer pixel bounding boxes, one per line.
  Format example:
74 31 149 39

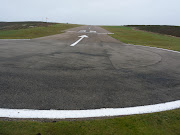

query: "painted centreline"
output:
0 100 180 119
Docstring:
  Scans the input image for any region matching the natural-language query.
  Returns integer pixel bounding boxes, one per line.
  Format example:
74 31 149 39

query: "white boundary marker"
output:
0 100 180 119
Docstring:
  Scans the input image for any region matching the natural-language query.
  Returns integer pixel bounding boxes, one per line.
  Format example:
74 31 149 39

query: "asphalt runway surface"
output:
0 26 180 110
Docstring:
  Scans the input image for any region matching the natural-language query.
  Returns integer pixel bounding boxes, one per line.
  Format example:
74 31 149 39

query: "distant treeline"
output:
125 25 180 37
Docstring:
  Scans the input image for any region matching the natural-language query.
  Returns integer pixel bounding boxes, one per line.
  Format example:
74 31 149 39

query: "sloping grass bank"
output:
126 25 180 37
0 22 57 31
102 26 180 51
0 23 80 39
0 109 180 135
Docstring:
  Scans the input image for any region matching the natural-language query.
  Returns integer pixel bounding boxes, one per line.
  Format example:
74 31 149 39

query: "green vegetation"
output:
0 22 57 31
0 22 80 39
126 25 180 37
102 26 180 51
0 109 180 135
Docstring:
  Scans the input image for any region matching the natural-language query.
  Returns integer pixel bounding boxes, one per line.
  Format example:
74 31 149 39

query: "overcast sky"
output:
1 0 180 26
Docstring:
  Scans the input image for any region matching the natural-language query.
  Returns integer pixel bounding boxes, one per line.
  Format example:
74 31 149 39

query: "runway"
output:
0 26 179 118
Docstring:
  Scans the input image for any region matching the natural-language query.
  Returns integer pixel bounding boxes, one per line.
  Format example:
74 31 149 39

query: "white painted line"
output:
97 33 114 35
90 31 97 33
78 30 86 33
0 100 179 119
108 33 114 34
70 35 88 46
67 31 76 33
66 31 113 35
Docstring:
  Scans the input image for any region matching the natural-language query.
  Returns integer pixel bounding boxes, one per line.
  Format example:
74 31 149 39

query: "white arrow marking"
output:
70 35 88 47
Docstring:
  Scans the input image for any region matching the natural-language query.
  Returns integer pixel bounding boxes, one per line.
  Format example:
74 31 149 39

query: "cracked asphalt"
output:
0 26 179 110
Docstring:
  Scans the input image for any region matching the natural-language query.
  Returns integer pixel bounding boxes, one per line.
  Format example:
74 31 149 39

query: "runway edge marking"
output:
0 100 180 119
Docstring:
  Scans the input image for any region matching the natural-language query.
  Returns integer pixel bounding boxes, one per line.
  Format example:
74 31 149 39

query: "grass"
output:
0 109 180 135
102 26 180 51
0 23 80 39
0 22 57 31
126 25 180 37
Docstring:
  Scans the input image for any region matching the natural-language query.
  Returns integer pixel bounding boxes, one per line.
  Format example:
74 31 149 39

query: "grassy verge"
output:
102 26 180 51
0 109 180 135
0 23 80 39
126 25 180 37
0 22 57 31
